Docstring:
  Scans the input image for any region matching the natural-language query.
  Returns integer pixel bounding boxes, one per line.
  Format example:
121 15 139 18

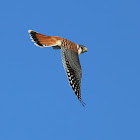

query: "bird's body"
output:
28 30 87 106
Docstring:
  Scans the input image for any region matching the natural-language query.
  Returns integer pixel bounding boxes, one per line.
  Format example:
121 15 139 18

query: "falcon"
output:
28 30 87 106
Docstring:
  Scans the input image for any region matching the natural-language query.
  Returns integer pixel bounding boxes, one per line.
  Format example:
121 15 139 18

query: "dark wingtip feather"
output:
81 100 86 107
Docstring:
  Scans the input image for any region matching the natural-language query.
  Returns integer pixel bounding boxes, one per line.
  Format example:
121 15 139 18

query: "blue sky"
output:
0 0 140 139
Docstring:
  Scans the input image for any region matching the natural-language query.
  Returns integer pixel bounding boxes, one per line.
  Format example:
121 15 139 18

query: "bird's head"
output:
78 45 87 54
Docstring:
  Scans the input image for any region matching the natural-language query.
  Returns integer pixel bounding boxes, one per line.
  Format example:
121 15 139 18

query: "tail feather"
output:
28 30 63 47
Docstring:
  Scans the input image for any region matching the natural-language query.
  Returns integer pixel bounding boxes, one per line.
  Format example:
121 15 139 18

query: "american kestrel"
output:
28 30 87 106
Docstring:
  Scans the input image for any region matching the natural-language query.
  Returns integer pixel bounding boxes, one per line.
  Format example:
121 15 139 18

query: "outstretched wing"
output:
61 47 85 106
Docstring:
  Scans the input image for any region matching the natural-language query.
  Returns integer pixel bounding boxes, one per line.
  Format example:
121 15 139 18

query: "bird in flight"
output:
28 30 87 106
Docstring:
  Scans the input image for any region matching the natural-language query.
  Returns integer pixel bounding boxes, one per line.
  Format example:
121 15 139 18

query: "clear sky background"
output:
0 0 140 140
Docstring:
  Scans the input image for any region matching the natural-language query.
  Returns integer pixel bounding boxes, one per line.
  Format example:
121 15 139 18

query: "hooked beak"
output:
84 47 88 52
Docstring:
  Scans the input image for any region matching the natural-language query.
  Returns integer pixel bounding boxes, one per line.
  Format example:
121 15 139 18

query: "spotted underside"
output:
61 47 85 106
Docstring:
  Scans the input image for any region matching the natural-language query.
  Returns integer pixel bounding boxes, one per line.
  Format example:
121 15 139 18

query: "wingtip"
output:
80 100 86 107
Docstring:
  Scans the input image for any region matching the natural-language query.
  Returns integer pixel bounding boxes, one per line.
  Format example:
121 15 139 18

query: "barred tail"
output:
28 30 63 47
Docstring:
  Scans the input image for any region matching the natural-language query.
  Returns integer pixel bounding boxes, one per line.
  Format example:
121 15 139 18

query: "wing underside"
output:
61 47 85 106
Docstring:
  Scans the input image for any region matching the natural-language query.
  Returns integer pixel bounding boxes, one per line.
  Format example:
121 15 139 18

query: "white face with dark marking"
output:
77 45 87 55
